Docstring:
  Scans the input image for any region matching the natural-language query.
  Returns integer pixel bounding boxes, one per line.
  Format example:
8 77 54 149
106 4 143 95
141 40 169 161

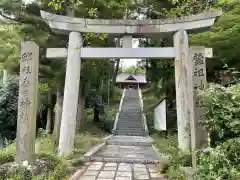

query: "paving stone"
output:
103 166 117 171
134 173 150 179
134 164 146 168
135 171 148 176
119 163 131 166
115 177 132 180
80 176 96 180
92 162 103 165
116 171 132 177
150 172 162 178
84 170 99 176
88 164 103 171
98 171 116 178
134 167 148 173
104 163 117 167
118 166 131 171
148 168 157 173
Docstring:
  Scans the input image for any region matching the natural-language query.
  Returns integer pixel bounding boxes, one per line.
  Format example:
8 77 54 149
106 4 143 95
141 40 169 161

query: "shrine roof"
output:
116 73 147 84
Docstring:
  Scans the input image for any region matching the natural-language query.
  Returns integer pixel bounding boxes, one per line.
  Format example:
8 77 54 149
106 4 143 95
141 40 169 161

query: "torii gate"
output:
41 10 220 166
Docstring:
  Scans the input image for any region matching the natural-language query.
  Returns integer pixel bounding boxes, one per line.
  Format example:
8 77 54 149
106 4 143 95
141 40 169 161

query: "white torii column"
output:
174 29 192 150
58 32 82 155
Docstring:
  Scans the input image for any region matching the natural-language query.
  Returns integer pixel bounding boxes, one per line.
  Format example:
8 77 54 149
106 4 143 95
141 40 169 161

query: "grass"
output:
152 133 178 155
0 130 105 180
0 104 118 179
0 142 16 164
152 133 190 180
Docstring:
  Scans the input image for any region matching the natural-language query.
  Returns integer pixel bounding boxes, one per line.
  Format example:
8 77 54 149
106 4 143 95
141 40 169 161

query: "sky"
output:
120 39 139 68
24 0 139 68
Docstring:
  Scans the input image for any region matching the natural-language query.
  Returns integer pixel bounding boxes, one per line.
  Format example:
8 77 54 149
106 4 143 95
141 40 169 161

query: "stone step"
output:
118 119 142 121
89 156 161 164
117 119 142 121
118 117 142 119
117 120 142 123
116 126 144 129
115 131 147 136
107 135 154 146
116 129 144 131
119 114 141 117
116 126 143 129
89 144 162 164
117 124 143 126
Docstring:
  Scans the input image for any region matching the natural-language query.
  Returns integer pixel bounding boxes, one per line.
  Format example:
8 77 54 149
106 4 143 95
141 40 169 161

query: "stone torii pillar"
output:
174 29 192 150
174 29 213 166
58 32 82 155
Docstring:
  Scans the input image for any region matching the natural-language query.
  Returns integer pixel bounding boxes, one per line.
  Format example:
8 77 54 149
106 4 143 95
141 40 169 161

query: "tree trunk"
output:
52 91 63 150
76 85 85 131
113 38 121 84
45 90 52 134
93 105 100 122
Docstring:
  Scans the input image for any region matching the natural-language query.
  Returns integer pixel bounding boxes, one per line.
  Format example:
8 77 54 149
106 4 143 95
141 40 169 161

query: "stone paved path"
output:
79 162 165 180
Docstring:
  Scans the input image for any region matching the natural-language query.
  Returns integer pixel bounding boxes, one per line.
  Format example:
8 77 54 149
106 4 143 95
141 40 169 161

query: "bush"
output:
200 84 240 146
195 138 240 180
153 134 190 180
193 84 240 179
0 143 16 164
3 154 70 180
0 77 19 140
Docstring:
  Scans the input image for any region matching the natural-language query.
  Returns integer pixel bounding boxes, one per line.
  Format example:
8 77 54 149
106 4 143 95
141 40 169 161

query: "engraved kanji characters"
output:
193 52 204 66
193 68 204 77
21 66 31 74
21 77 30 87
192 50 206 109
194 80 205 90
20 98 31 107
21 52 32 62
19 112 29 123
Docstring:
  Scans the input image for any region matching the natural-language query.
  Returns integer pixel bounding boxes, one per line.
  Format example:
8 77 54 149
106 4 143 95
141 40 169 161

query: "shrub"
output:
0 143 16 164
200 84 240 146
195 138 240 180
153 134 190 180
0 77 19 140
5 165 33 180
3 154 70 180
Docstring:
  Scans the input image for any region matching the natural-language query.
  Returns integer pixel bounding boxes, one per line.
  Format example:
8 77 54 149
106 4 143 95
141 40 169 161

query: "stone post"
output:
16 41 39 164
190 46 208 167
174 30 194 150
58 32 82 155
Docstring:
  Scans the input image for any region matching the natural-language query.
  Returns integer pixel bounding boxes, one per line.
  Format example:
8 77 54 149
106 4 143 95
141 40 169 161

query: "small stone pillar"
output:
190 46 208 167
174 29 194 150
16 41 39 164
58 32 82 155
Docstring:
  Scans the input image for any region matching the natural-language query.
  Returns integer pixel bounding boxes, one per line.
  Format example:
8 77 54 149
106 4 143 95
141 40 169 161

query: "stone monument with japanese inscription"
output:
16 41 39 164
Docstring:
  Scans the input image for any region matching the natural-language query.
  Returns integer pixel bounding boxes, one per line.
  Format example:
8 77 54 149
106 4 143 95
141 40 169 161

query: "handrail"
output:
112 88 126 134
118 88 126 112
142 114 149 134
138 87 144 111
138 87 149 135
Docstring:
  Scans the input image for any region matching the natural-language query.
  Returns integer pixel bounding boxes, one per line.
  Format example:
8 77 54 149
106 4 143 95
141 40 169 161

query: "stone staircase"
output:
88 135 166 164
85 88 168 164
114 89 147 136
